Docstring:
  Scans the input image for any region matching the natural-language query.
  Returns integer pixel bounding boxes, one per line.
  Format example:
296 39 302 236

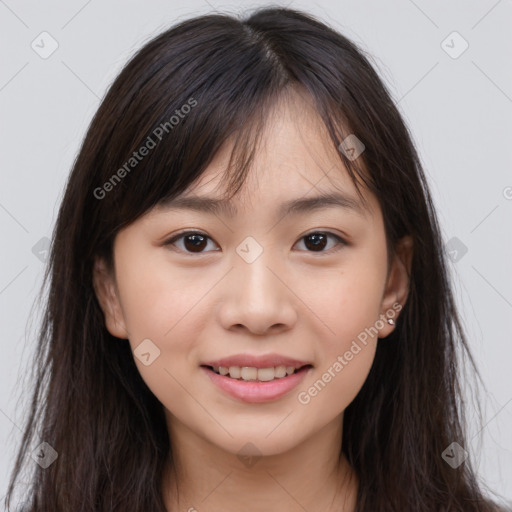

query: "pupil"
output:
305 233 326 251
184 234 207 252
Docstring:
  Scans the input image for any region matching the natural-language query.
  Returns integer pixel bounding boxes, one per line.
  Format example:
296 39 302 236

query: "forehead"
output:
159 88 378 220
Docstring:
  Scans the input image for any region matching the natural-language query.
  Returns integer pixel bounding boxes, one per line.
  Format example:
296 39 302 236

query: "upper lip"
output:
201 353 312 369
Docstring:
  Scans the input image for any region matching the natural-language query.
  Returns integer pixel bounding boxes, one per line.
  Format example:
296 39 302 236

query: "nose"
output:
216 252 298 336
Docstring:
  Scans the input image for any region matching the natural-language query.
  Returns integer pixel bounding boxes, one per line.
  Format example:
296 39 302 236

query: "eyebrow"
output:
159 191 369 219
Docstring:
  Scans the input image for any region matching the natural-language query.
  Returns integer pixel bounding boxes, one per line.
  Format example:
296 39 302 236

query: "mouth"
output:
201 364 313 382
200 362 313 403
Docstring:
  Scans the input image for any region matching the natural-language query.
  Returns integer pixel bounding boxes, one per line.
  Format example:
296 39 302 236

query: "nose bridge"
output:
234 238 282 305
217 236 297 334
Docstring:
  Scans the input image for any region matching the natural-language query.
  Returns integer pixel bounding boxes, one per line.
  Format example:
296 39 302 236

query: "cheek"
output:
115 252 213 345
290 290 379 445
295 340 377 433
295 252 385 412
306 255 386 349
114 253 221 388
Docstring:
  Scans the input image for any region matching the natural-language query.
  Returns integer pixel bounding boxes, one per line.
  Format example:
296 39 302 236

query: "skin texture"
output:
93 90 413 511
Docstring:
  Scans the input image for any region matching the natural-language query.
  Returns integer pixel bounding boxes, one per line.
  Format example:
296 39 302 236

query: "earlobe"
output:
92 258 129 339
378 235 414 338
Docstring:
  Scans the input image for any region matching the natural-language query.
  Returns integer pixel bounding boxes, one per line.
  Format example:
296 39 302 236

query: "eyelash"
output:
163 230 347 256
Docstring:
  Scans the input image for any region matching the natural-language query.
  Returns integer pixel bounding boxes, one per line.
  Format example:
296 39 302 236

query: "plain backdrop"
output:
1 0 511 507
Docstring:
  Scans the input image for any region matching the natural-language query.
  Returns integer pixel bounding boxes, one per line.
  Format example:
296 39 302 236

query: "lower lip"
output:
201 366 312 403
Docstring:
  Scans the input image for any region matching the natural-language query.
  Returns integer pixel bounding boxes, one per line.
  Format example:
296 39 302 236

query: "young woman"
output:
5 6 509 511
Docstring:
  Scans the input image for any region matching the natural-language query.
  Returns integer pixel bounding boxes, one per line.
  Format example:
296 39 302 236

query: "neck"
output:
162 416 358 512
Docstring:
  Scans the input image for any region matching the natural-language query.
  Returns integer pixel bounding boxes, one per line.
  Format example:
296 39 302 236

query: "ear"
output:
377 235 413 339
92 257 129 339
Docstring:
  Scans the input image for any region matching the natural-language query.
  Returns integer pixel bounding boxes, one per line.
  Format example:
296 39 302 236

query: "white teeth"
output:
274 365 287 378
212 364 305 381
228 366 241 379
241 367 258 380
257 368 275 381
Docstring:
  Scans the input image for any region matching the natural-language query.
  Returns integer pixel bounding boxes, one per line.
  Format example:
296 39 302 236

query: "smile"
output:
200 364 313 403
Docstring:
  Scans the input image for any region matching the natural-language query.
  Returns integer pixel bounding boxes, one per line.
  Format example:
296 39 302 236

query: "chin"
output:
207 428 306 459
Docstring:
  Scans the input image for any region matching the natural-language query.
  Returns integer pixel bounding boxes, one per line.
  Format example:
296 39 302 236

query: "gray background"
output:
1 0 511 507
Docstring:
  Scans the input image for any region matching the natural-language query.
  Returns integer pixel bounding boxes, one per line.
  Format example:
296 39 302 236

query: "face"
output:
93 90 412 459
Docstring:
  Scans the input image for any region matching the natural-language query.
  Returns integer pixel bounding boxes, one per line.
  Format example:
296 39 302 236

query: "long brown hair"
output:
4 6 507 511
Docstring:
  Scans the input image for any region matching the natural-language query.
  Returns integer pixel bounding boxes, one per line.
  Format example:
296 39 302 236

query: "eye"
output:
294 231 346 254
163 230 346 255
164 230 219 254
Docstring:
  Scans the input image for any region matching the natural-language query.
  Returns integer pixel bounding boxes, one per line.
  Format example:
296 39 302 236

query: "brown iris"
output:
182 233 208 252
303 233 328 251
